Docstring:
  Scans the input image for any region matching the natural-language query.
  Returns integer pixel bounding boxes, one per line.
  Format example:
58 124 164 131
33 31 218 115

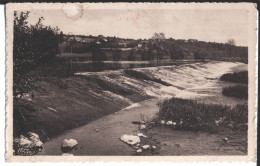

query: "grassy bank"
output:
154 98 247 133
13 74 150 142
222 85 248 99
220 71 248 99
220 71 248 84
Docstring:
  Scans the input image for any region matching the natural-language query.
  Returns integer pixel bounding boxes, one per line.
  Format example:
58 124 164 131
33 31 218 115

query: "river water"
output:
55 60 205 72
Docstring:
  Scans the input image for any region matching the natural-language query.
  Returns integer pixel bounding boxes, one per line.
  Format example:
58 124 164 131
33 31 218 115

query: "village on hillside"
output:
57 33 248 63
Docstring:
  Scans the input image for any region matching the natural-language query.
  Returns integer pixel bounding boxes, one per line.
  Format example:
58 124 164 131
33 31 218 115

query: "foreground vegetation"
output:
154 98 247 133
220 71 248 84
222 85 248 99
220 71 248 99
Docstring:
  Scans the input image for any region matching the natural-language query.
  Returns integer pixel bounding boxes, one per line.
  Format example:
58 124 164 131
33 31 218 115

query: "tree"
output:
112 49 121 61
127 50 136 61
226 39 236 56
152 33 166 41
13 11 59 96
59 31 64 54
227 39 236 46
194 49 207 61
169 45 185 60
91 46 107 61
151 32 166 65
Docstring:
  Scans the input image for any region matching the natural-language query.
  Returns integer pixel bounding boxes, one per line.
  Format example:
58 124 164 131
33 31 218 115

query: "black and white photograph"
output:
5 3 257 162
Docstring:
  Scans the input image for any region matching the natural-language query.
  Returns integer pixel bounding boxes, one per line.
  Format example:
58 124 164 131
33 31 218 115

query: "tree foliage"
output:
13 11 60 96
91 46 107 61
112 49 121 61
226 39 236 46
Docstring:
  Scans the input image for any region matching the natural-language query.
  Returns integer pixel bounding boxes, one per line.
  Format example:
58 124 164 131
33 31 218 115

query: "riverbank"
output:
14 61 248 148
39 98 247 156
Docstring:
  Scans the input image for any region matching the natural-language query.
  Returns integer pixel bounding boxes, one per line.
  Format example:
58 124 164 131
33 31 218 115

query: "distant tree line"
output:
63 32 247 63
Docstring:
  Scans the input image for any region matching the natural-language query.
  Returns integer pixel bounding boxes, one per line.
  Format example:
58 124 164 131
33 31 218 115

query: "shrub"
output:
222 85 248 99
155 98 247 133
124 69 171 86
225 104 248 124
220 71 248 84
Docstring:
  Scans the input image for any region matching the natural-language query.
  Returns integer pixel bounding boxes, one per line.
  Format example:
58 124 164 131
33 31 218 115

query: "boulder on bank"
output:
13 132 43 156
120 134 140 145
61 139 78 153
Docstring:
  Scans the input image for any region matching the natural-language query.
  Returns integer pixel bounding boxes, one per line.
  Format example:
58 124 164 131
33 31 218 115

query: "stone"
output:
142 145 150 149
166 120 174 125
17 135 33 148
61 139 78 153
120 134 140 145
28 132 43 148
160 120 165 125
136 149 142 153
28 132 40 142
137 133 147 138
139 124 146 130
13 133 43 155
222 137 228 143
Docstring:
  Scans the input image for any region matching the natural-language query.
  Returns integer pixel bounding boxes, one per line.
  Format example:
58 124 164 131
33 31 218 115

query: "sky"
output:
24 5 248 46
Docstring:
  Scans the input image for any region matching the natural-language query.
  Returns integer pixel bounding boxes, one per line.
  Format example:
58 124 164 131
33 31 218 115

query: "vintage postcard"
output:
5 3 257 162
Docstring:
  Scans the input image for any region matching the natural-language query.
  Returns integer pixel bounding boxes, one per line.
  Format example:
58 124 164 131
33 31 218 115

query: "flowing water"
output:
75 61 247 106
55 60 205 72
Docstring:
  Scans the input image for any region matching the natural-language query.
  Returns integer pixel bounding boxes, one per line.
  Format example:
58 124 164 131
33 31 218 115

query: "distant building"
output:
82 38 96 43
118 42 127 47
138 41 149 50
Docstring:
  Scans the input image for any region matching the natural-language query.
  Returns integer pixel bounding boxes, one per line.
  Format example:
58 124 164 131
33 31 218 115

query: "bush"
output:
155 98 247 133
226 104 248 124
124 69 171 86
222 85 248 99
220 71 248 84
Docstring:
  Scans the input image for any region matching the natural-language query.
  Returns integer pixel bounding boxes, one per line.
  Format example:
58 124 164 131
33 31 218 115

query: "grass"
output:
124 69 171 86
220 71 248 84
222 85 248 99
154 98 247 133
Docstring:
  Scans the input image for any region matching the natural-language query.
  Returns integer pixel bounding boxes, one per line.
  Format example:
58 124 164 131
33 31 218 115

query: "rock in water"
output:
120 134 140 145
61 139 78 153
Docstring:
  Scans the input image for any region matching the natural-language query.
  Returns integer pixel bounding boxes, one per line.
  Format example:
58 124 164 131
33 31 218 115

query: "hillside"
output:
58 35 248 63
